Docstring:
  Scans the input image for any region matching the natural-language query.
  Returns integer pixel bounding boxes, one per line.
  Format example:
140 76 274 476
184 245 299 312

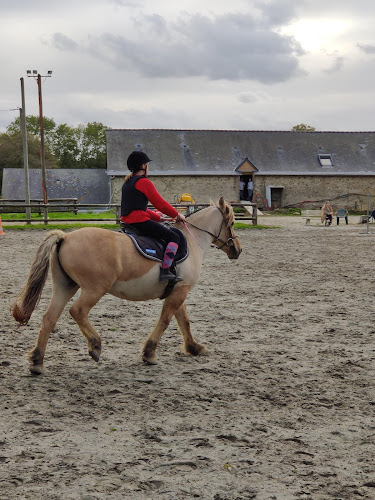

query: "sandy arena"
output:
1 216 375 499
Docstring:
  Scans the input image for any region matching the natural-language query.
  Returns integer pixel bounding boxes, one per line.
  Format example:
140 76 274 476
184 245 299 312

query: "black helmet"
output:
127 151 152 172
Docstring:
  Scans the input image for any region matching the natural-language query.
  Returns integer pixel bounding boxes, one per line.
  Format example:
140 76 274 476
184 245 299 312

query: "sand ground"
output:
1 215 375 499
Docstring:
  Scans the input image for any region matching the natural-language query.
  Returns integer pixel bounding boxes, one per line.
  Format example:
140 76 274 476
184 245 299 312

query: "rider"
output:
121 151 186 282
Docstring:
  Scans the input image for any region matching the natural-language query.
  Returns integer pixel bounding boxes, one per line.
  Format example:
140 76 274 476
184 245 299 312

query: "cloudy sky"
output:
1 0 375 133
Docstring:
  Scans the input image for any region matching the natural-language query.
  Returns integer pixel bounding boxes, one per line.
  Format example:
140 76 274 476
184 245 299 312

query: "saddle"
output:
120 223 189 300
120 223 188 264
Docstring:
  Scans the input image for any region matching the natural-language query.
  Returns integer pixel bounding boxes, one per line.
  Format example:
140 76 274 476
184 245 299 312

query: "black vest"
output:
121 175 148 217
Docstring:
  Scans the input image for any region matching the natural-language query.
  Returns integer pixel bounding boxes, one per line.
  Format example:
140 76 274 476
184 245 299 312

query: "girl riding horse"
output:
121 151 186 283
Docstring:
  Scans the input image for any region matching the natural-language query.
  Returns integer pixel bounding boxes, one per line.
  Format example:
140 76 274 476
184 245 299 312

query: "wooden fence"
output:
0 200 258 225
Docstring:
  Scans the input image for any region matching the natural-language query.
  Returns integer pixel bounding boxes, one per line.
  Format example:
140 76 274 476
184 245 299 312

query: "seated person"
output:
321 201 333 225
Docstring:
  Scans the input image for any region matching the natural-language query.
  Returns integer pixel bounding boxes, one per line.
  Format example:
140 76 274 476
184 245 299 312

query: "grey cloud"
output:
323 56 344 74
87 12 305 84
45 33 79 51
237 92 258 104
357 43 375 54
254 0 301 27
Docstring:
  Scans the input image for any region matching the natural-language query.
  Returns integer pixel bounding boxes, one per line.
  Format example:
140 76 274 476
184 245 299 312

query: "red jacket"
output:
120 177 179 223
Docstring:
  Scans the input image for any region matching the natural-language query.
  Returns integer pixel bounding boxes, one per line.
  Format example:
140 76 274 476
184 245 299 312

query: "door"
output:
271 188 283 209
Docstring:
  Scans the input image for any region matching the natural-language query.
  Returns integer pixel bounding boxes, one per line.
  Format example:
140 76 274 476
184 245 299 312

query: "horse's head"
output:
214 197 242 259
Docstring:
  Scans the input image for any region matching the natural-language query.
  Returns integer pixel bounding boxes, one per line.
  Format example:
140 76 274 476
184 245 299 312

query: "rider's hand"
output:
176 213 186 223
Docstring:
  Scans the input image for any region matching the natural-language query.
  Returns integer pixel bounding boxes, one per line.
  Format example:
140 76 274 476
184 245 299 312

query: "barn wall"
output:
111 174 375 210
111 175 240 204
254 175 375 210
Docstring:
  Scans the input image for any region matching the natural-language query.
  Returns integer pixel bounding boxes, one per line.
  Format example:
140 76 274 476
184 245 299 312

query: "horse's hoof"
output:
89 350 100 362
198 345 209 356
29 364 44 376
142 355 158 365
187 343 209 356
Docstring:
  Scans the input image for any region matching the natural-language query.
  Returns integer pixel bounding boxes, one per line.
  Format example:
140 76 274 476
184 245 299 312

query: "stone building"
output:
2 168 110 204
105 129 375 210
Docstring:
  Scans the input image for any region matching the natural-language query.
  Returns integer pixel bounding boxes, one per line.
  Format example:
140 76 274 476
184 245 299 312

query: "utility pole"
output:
20 77 31 221
27 70 52 224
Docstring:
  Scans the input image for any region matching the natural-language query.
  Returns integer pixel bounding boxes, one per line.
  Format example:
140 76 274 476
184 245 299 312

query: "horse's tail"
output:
12 230 66 326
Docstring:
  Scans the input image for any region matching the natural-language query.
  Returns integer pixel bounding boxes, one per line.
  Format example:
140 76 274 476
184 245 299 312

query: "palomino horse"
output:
12 197 242 375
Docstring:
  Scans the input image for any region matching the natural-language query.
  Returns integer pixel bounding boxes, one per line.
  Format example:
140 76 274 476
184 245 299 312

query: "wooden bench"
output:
301 209 321 225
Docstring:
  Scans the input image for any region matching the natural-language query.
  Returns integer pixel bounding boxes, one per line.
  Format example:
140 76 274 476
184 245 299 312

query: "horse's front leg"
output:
174 301 208 357
142 286 190 364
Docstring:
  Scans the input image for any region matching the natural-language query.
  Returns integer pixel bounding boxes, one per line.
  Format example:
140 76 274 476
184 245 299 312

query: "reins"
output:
183 206 238 250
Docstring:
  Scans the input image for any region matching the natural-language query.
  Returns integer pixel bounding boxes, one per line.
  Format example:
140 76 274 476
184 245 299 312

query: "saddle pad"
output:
122 228 189 264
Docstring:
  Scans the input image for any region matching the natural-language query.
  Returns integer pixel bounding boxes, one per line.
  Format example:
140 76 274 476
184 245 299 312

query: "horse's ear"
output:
219 197 230 216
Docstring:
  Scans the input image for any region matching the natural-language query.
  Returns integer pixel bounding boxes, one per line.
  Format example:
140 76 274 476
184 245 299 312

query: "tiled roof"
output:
106 129 375 176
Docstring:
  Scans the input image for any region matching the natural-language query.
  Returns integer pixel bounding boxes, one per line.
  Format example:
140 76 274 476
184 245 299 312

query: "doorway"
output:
265 186 284 209
240 175 253 202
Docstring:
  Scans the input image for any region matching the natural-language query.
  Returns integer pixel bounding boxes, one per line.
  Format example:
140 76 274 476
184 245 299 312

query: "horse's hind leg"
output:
142 286 190 364
174 302 208 357
69 289 105 362
29 280 78 375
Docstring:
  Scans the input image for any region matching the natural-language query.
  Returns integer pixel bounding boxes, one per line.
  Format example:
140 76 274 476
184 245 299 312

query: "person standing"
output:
240 178 246 200
121 151 186 282
247 179 254 202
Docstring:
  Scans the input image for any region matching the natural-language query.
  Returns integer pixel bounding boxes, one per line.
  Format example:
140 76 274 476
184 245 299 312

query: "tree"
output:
291 123 316 132
50 123 80 169
0 131 57 170
75 122 108 168
4 116 109 169
7 115 56 145
0 130 58 191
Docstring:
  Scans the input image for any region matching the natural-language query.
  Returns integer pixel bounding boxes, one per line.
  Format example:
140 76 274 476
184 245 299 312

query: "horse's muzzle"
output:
229 245 242 259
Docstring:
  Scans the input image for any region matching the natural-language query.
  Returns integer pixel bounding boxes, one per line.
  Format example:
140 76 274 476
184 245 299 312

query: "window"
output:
318 154 333 167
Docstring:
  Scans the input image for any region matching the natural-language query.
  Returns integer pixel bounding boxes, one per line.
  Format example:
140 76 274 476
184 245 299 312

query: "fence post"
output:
43 203 49 225
252 203 258 225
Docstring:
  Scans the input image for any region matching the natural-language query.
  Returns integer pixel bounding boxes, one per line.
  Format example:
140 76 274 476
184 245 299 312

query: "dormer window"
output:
318 154 333 167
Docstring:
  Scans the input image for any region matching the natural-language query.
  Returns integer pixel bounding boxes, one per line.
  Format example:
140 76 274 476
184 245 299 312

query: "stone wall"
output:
111 174 375 210
253 175 375 210
111 175 240 204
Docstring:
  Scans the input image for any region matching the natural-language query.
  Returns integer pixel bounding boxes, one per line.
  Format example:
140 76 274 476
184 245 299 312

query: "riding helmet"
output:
127 151 152 172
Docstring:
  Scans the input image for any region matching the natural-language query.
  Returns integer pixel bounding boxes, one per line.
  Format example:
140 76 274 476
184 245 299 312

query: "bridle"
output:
185 206 238 250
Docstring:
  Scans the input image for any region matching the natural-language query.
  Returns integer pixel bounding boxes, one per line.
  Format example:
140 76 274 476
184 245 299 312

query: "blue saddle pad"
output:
121 225 189 264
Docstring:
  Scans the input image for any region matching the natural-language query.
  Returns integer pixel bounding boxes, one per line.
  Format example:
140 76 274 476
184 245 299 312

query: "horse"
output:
12 197 242 375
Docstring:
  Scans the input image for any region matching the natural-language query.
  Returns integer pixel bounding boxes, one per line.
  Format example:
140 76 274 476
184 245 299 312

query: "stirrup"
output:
160 268 183 282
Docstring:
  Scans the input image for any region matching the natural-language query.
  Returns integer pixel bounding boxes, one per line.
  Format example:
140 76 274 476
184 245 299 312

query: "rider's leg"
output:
129 220 182 282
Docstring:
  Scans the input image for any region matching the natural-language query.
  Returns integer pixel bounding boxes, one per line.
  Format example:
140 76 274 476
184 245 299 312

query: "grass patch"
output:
3 223 120 231
1 211 116 221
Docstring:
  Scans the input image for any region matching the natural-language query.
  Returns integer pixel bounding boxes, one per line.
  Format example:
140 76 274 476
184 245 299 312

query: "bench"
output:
301 209 321 225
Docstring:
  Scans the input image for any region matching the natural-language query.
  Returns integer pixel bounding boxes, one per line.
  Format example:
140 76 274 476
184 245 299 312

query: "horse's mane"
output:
211 198 235 226
210 197 234 226
185 198 234 225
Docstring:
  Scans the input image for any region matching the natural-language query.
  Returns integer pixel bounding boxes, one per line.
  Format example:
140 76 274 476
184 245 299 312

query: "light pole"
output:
27 69 52 223
20 77 30 221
